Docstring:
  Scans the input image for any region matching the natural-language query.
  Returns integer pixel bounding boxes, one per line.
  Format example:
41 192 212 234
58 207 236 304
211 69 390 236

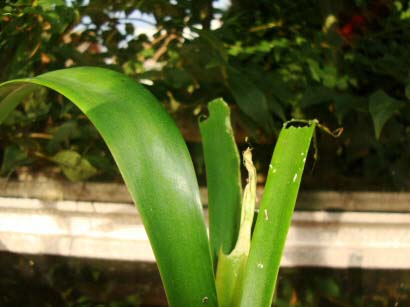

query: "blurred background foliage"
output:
0 0 409 190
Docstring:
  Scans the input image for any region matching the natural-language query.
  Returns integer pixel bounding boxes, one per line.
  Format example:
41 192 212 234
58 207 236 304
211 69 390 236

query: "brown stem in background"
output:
152 33 179 61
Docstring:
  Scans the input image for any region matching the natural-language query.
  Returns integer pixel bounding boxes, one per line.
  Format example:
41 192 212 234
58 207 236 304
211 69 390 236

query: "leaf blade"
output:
0 67 217 307
215 148 257 307
199 98 242 265
369 90 404 139
227 68 275 134
238 122 316 307
52 150 98 182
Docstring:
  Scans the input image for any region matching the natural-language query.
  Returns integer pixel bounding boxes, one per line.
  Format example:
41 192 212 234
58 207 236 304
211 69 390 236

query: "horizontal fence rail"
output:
0 179 409 269
1 178 410 212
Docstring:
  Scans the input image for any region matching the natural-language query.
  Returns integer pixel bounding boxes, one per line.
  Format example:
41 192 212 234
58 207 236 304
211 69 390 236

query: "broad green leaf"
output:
322 65 338 88
238 121 316 307
269 75 294 107
369 90 404 139
199 98 242 265
52 150 98 182
215 148 256 307
300 86 334 108
227 68 275 134
266 96 286 122
0 84 40 124
243 70 286 121
306 58 321 82
0 67 217 307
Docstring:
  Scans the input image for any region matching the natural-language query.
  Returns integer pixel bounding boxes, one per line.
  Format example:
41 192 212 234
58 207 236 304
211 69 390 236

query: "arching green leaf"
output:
199 98 242 266
0 67 217 307
238 121 316 307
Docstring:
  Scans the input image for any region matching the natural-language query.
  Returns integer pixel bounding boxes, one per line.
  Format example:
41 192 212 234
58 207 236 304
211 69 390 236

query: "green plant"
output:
0 67 316 307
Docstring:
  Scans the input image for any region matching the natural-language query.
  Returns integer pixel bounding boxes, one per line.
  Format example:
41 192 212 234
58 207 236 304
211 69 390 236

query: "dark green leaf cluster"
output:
1 0 409 189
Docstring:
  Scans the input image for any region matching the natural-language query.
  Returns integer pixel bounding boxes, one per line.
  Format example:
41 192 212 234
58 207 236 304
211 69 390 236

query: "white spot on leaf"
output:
293 173 298 182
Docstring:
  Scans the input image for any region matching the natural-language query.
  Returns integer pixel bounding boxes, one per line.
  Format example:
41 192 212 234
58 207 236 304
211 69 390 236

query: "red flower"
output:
337 14 366 41
339 23 354 38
